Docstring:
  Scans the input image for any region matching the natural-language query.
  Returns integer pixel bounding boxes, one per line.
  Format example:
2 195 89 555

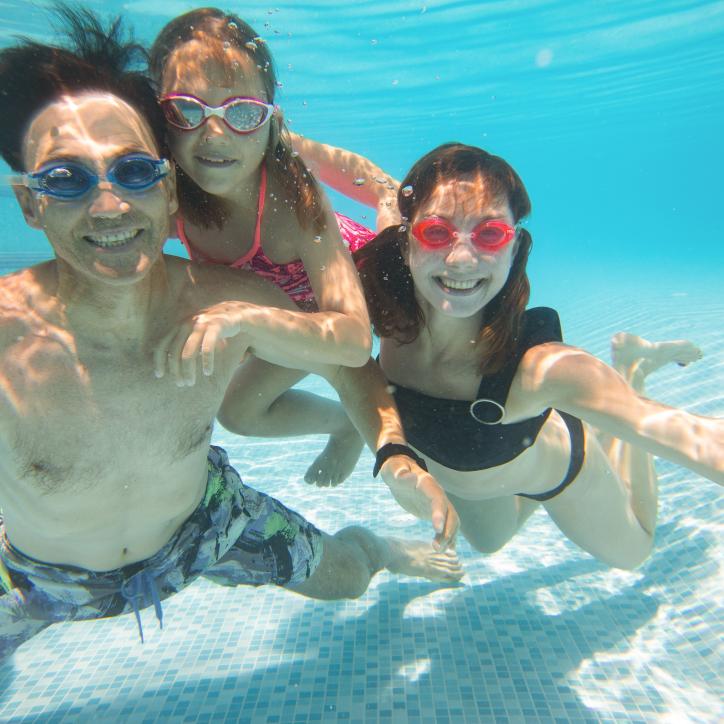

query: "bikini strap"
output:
228 163 266 268
470 307 562 423
176 164 267 268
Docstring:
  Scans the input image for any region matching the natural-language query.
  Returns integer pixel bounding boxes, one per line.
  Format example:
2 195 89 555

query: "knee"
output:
217 397 263 436
464 526 516 555
601 538 654 571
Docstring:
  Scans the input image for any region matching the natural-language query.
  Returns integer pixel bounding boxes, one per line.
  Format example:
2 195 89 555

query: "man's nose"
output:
88 182 130 218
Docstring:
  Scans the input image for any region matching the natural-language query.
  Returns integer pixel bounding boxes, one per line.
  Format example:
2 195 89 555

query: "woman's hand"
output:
154 302 250 386
379 455 459 551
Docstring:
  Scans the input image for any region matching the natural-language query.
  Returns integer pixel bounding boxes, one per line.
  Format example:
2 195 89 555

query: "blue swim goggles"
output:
16 155 171 200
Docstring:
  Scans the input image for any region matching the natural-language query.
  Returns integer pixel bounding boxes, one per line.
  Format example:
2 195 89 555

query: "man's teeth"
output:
86 229 139 247
438 278 482 290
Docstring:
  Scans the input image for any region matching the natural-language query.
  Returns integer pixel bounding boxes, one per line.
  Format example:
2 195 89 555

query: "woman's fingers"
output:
432 497 459 552
153 303 246 383
180 324 208 386
200 324 221 377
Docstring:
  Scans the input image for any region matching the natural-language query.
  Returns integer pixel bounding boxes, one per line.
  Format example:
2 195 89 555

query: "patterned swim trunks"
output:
0 446 323 661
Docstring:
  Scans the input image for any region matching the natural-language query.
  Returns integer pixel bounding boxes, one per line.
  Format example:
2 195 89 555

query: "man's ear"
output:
12 185 43 229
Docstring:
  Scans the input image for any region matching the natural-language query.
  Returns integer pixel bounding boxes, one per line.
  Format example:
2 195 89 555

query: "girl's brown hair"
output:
149 7 324 232
354 143 533 375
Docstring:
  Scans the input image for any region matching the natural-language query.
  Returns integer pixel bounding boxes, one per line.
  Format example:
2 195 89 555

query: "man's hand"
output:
379 455 458 552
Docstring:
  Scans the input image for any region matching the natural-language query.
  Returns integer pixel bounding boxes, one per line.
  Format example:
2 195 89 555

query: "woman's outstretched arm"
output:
518 342 723 485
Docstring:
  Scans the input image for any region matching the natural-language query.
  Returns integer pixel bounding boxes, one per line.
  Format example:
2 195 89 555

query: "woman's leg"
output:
446 492 540 554
218 356 364 486
544 334 702 569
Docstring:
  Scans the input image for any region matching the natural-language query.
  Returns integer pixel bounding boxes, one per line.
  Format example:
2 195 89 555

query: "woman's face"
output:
160 40 272 198
405 175 519 319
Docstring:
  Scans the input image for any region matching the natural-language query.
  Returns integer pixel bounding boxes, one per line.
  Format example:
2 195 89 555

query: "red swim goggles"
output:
160 94 274 135
411 217 517 251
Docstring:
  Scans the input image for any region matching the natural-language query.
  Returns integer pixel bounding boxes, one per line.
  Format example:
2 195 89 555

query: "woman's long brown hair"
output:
149 7 325 233
354 143 533 375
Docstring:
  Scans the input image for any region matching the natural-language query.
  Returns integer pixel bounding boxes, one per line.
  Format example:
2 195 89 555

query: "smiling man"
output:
0 9 461 663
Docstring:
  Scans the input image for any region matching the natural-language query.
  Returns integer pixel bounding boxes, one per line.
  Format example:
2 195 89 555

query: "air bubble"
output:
398 225 407 233
353 178 366 186
228 21 238 29
245 41 258 50
371 39 378 45
375 176 387 184
275 81 283 87
385 384 397 394
391 79 399 86
535 48 554 68
291 150 300 157
313 235 322 243
401 185 413 196
222 41 230 50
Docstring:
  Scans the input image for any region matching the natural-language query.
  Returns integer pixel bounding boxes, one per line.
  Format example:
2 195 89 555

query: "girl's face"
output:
405 175 519 319
160 41 272 198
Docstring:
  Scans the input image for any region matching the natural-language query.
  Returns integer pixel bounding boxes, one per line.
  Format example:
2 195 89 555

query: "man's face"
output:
17 92 177 284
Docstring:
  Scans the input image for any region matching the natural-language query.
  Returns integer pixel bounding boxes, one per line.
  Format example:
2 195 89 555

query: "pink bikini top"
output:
176 165 375 305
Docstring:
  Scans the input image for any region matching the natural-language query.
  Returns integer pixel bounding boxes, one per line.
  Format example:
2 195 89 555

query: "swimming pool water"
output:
1 1 723 721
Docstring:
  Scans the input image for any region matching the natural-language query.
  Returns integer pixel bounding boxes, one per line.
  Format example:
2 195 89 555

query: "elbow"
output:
347 333 372 367
339 320 372 367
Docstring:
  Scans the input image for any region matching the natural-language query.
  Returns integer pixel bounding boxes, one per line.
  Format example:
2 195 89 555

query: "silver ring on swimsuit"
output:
469 398 505 425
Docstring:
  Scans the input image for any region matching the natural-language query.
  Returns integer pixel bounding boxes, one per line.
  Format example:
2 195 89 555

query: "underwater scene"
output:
0 1 722 722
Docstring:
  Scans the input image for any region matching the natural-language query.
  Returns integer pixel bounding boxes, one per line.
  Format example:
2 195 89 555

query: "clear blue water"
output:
1 1 723 721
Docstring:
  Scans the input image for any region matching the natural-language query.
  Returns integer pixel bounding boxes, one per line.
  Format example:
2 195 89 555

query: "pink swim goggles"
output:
160 94 274 135
411 217 517 251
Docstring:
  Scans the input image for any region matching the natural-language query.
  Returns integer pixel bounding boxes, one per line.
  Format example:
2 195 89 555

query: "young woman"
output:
149 8 398 486
354 143 723 569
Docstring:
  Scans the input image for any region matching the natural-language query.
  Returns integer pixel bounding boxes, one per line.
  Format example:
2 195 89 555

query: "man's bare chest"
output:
2 339 223 492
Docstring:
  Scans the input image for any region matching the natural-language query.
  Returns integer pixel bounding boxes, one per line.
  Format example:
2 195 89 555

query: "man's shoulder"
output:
165 254 294 311
0 261 56 347
0 260 56 312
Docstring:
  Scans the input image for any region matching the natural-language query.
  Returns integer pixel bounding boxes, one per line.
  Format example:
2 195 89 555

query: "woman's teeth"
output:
436 277 484 292
196 156 235 166
85 229 140 247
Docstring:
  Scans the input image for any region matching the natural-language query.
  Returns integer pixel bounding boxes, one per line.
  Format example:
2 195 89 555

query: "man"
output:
0 11 460 661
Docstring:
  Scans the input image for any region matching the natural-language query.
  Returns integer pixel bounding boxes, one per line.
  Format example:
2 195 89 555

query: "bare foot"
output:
384 537 464 582
611 332 703 380
304 427 364 487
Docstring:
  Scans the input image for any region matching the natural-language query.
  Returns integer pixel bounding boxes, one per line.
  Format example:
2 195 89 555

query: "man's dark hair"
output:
0 3 165 171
